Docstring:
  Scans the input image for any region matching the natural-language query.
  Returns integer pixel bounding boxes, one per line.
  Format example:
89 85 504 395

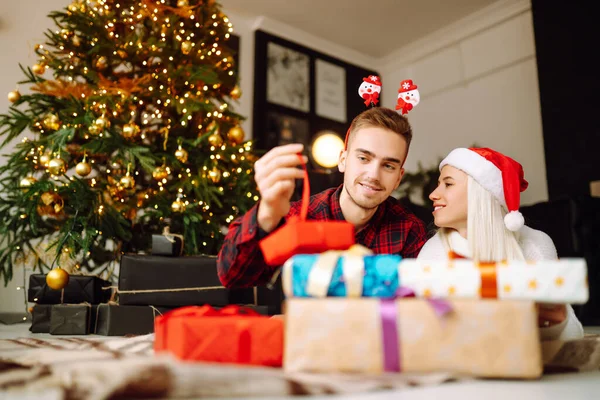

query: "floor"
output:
1 322 600 399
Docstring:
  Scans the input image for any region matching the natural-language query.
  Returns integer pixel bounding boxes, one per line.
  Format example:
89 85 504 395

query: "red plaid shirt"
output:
217 185 427 288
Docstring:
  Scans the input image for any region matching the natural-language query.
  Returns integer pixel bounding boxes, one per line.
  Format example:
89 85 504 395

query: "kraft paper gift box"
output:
284 298 543 379
28 274 112 304
49 304 94 335
282 250 588 304
94 303 173 336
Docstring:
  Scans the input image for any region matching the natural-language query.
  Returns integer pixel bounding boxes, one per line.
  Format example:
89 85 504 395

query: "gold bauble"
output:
175 147 188 163
122 122 140 139
37 192 64 216
181 41 193 55
43 114 61 131
72 35 81 47
207 133 223 147
75 161 92 177
95 56 108 70
227 125 245 145
32 63 46 75
47 158 66 175
46 268 70 290
88 124 101 135
171 198 186 213
177 0 189 6
120 174 135 189
230 85 242 100
39 154 51 167
152 166 169 181
117 50 128 59
8 90 21 103
94 115 110 129
208 167 221 183
19 176 37 190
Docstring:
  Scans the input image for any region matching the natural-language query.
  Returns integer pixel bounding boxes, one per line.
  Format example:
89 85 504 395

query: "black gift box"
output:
29 304 53 333
49 304 95 335
118 255 254 307
152 233 183 256
94 304 170 336
28 274 112 304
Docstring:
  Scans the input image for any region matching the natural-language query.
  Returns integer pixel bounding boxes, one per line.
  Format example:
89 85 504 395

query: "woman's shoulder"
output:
518 225 558 260
416 232 446 260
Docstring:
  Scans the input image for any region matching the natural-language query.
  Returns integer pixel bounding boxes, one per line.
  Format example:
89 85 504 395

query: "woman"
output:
417 147 584 341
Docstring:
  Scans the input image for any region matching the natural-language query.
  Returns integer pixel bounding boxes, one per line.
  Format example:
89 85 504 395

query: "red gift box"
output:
259 154 355 266
154 305 284 367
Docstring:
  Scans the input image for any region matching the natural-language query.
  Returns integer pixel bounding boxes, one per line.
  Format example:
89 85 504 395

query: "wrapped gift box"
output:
28 274 112 304
282 252 588 303
94 304 172 336
119 255 254 307
155 305 283 367
284 298 542 378
49 304 95 335
29 304 53 333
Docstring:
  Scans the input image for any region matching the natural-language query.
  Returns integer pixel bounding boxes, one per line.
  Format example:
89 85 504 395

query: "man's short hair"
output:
346 107 413 151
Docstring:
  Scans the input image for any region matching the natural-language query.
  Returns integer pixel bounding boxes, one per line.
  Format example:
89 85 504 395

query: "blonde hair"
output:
440 176 525 262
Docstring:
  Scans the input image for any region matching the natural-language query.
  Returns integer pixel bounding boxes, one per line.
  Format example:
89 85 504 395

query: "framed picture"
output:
266 42 310 113
266 111 310 146
315 59 347 123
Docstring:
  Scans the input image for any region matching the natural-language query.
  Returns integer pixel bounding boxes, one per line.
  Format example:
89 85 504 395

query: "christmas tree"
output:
0 0 258 285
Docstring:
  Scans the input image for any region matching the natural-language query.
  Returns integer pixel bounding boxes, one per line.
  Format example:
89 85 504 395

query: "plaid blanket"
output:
0 334 454 399
1 333 599 399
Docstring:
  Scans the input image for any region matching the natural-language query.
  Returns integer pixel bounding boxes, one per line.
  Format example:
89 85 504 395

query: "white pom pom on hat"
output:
439 147 529 232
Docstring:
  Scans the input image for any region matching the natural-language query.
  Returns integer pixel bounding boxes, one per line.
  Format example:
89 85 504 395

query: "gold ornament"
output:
68 3 79 12
122 122 140 139
117 50 128 59
227 125 245 145
175 146 188 163
181 41 193 55
230 85 242 100
47 158 66 175
95 56 108 70
8 90 21 103
88 124 101 135
208 167 221 183
120 174 135 189
75 161 91 177
39 154 51 167
171 198 186 213
152 166 169 181
177 0 189 6
19 176 37 190
37 192 64 217
46 268 69 290
94 115 110 129
43 114 61 131
208 133 223 147
72 35 81 47
32 63 46 75
207 121 219 134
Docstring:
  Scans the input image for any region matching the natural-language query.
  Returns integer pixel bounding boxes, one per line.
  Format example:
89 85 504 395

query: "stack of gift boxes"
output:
154 246 589 379
28 231 277 336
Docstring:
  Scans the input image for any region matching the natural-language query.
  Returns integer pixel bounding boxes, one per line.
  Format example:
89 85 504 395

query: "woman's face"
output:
429 165 469 232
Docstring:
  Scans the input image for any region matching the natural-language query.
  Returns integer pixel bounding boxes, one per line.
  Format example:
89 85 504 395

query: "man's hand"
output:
255 143 307 233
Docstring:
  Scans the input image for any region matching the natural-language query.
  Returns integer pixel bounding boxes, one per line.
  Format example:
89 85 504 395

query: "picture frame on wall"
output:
315 59 347 123
266 111 310 147
266 42 310 113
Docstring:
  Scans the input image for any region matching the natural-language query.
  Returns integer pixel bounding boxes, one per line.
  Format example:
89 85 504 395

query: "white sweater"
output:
417 226 584 341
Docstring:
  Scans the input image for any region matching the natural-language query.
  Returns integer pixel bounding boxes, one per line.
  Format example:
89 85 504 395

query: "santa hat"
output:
439 147 529 231
398 79 417 93
363 75 381 86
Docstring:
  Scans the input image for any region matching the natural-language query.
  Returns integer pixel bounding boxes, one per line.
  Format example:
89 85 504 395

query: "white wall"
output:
380 0 548 206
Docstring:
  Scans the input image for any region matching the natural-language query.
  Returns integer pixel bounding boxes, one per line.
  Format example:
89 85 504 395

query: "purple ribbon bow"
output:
379 287 453 372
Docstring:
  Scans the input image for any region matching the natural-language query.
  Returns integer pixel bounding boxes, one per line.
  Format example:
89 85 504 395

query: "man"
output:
217 107 427 288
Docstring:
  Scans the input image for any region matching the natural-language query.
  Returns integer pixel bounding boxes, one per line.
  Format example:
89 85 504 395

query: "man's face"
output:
338 126 407 210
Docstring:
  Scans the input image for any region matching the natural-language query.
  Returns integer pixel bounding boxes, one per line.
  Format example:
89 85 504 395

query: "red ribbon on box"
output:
259 154 355 266
154 305 283 367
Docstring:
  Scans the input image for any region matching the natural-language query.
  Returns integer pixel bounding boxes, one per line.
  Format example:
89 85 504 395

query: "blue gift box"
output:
283 254 402 297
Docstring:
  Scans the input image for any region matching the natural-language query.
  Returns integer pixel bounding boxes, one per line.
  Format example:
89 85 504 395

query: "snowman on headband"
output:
358 75 382 107
395 79 420 115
